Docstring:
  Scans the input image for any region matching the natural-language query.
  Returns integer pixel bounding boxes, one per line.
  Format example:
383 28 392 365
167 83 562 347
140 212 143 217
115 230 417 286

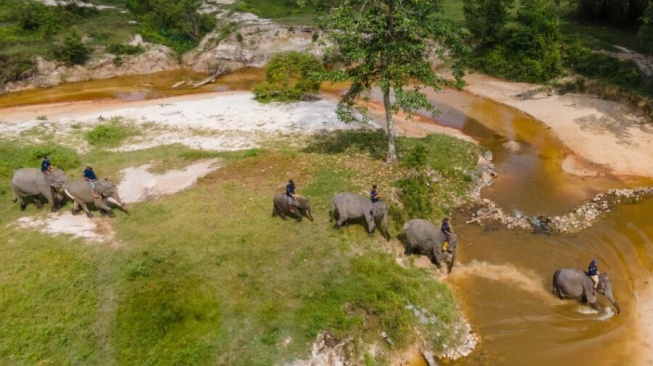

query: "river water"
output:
2 71 652 365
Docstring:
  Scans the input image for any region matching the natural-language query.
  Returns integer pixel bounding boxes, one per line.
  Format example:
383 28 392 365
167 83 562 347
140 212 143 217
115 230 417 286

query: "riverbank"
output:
463 73 653 179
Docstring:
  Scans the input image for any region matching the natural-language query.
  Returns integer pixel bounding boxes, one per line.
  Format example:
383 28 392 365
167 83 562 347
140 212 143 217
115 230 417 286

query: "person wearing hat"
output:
588 259 599 295
83 164 99 198
41 155 54 175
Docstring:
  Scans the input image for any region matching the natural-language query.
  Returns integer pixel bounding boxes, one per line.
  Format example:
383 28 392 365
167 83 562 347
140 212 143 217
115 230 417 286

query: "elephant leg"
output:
272 206 278 217
94 199 116 218
77 200 94 218
335 216 347 228
431 247 442 268
34 197 44 209
16 195 27 210
44 189 58 212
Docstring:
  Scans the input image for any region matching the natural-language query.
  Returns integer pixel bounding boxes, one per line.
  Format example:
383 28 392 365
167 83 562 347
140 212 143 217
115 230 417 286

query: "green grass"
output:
0 133 478 364
85 118 139 147
232 0 316 25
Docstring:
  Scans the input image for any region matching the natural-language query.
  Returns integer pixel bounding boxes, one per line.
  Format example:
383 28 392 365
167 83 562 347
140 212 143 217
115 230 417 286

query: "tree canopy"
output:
315 0 468 163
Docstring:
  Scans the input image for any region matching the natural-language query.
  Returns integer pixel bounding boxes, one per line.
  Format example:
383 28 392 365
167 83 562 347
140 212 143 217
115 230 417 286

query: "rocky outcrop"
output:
3 35 179 93
183 20 322 73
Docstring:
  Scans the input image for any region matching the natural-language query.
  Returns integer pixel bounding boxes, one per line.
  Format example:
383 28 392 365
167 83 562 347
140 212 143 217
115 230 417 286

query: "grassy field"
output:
0 128 481 364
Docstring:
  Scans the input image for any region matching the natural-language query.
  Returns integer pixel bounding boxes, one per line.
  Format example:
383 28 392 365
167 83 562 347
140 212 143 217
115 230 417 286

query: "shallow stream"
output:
2 70 652 365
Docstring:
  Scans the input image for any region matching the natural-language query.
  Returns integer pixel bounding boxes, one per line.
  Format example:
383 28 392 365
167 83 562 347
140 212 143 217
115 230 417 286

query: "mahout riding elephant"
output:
63 178 128 218
552 269 620 314
403 218 457 273
272 193 314 222
329 192 390 240
11 168 68 212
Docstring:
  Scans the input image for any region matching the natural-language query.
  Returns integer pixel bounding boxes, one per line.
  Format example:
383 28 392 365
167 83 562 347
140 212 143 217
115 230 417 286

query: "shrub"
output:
51 32 91 66
0 54 35 85
106 43 144 55
253 51 324 103
561 39 643 85
85 119 136 147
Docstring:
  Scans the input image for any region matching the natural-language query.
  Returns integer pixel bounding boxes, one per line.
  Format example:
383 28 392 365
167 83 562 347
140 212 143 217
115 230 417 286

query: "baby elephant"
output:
272 193 313 222
403 218 457 273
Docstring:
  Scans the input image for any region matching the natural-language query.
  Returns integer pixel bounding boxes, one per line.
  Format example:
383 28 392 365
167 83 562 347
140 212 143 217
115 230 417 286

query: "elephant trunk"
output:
306 207 314 222
107 196 129 214
612 301 621 314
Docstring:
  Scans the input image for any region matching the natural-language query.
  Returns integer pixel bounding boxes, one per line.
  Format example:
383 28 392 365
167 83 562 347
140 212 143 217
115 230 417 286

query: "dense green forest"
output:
1 0 652 97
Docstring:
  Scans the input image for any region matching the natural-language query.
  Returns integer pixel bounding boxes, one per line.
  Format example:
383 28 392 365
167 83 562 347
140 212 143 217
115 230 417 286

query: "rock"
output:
502 140 520 152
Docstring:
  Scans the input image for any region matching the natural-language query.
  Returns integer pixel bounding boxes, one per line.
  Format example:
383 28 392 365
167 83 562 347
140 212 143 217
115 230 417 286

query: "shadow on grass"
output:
303 130 387 160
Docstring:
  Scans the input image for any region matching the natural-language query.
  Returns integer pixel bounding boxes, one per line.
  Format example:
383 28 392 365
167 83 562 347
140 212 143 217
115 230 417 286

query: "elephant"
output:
11 168 69 212
272 193 314 222
63 178 128 218
329 192 390 240
552 269 620 314
403 219 458 273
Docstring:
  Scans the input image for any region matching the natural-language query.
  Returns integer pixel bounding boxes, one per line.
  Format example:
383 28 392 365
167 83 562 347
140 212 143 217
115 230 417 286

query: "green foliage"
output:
467 0 562 82
0 141 79 179
51 32 92 66
571 0 649 28
463 0 514 46
0 53 35 84
639 3 653 54
106 43 144 55
85 118 137 147
316 0 469 162
561 37 643 85
253 51 324 103
233 0 316 23
126 0 217 55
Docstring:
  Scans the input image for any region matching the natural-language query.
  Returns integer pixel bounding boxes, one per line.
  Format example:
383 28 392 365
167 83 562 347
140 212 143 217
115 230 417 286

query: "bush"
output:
51 32 91 66
562 39 643 85
253 51 324 103
85 119 136 147
106 43 144 55
0 54 35 84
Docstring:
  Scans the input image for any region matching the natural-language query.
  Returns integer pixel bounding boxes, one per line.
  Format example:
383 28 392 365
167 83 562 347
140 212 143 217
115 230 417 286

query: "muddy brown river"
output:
2 70 652 365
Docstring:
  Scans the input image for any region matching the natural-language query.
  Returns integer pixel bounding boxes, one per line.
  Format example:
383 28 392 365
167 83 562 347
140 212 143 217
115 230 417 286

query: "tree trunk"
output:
383 88 397 163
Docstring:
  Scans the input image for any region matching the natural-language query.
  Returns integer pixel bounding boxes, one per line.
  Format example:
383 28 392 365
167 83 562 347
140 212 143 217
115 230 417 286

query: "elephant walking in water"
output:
552 269 621 314
11 168 68 212
329 192 390 240
272 193 313 222
403 218 458 273
64 178 128 218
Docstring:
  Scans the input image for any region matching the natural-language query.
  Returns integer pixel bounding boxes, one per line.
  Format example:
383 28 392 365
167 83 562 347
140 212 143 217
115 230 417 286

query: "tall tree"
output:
639 3 653 53
463 0 514 47
314 0 468 163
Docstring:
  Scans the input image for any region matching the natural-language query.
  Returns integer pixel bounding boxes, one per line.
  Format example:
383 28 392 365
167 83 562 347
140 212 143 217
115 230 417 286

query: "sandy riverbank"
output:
463 73 653 178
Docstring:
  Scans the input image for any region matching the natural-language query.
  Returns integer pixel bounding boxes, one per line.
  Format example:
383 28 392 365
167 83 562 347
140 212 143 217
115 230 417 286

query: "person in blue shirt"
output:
84 164 99 198
588 259 599 294
370 185 380 204
441 217 452 245
41 155 54 174
286 179 298 214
